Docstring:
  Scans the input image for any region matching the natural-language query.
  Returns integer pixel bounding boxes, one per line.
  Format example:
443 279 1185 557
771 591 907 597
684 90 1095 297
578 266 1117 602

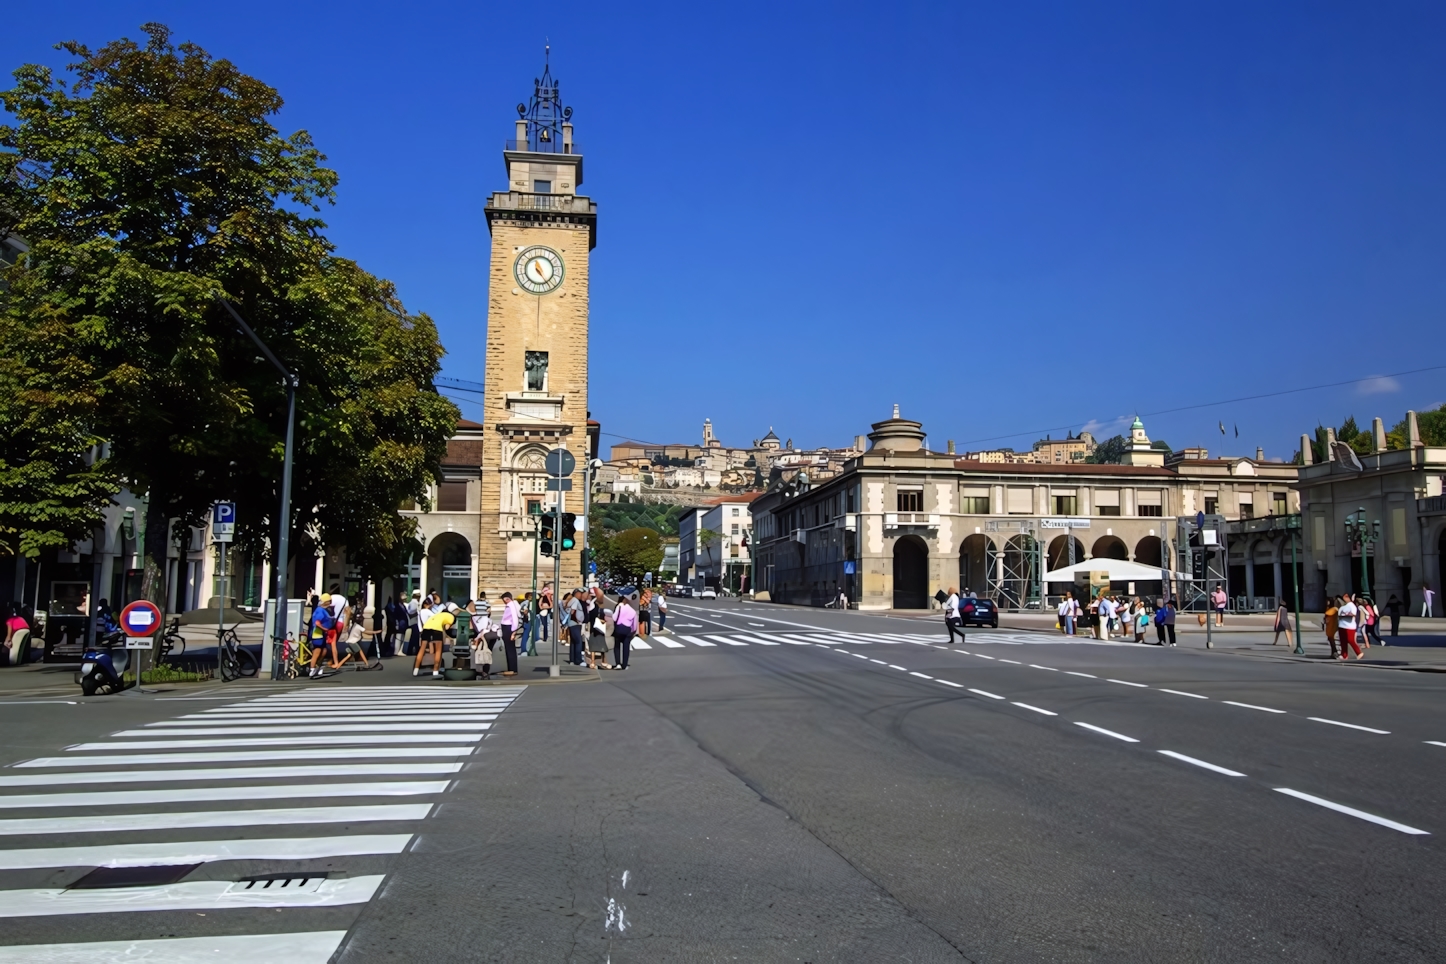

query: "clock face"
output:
514 246 564 294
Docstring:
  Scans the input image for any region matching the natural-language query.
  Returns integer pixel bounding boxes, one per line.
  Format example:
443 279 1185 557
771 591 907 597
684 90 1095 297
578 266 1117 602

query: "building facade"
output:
475 56 594 596
752 409 1302 611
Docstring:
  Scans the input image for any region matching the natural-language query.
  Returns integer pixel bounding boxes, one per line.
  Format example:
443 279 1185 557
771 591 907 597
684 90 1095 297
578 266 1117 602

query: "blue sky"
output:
5 1 1445 460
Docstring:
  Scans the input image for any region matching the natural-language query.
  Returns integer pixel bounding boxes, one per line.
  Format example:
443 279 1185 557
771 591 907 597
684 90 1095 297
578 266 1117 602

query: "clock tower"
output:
476 51 596 595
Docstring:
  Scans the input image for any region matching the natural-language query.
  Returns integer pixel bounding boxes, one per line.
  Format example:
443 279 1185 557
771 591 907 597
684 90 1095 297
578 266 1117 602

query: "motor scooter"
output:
77 638 133 696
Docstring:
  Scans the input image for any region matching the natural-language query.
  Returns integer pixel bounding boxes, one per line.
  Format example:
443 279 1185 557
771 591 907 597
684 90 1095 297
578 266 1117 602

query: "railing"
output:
485 192 595 214
884 512 939 528
1419 495 1446 515
505 139 581 155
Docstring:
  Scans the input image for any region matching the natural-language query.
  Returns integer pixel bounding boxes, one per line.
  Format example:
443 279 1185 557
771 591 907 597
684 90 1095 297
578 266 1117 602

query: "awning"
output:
1042 559 1191 583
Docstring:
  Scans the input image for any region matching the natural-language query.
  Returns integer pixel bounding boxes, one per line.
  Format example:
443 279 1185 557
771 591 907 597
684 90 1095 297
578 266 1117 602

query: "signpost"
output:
212 502 235 649
119 599 163 691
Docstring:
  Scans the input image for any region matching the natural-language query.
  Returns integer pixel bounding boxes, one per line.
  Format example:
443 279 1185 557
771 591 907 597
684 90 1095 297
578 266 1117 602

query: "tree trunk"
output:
139 494 172 662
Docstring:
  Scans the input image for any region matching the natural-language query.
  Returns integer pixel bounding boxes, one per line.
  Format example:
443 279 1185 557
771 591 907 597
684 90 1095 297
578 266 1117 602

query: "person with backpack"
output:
943 587 965 643
1154 598 1176 646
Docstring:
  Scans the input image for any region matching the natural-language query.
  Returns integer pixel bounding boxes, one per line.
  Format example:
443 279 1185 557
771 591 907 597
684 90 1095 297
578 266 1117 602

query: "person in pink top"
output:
611 594 638 671
498 592 522 677
3 603 29 667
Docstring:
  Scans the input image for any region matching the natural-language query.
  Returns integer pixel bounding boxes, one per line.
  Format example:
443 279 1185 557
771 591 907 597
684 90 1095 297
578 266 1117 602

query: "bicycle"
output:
217 623 259 682
277 633 299 680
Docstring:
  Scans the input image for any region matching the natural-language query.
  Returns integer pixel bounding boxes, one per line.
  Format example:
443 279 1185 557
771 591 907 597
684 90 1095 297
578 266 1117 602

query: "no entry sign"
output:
119 600 163 648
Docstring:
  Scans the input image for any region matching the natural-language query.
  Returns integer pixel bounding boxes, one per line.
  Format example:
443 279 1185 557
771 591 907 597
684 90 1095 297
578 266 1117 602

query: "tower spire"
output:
515 45 572 153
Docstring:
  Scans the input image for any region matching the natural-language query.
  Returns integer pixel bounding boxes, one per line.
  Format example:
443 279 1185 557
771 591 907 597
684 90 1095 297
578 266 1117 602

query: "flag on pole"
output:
1219 421 1226 435
1234 424 1239 438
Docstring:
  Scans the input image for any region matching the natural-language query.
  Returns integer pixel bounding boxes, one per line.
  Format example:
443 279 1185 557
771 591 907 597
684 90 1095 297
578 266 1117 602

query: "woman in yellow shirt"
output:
1323 598 1340 659
416 606 454 678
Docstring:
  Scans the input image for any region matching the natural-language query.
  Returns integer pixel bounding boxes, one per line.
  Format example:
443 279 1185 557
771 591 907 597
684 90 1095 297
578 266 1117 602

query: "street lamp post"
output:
1344 507 1381 600
214 297 297 676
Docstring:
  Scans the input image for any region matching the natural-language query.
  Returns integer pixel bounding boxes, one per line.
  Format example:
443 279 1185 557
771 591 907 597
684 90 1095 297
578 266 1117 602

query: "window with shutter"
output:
1007 487 1033 514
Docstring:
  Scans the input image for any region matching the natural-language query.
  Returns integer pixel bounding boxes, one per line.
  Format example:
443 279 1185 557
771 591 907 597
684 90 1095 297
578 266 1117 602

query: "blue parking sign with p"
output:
213 502 236 541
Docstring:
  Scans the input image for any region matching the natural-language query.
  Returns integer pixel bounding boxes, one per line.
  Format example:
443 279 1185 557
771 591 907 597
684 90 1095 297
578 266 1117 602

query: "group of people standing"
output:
1055 592 1174 644
1321 592 1394 660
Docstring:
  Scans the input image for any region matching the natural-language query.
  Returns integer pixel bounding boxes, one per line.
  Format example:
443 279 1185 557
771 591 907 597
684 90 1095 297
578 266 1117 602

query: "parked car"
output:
958 597 998 628
698 588 718 600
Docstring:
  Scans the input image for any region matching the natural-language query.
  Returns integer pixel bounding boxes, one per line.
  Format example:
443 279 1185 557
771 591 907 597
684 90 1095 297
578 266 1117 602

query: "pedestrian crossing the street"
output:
0 685 525 962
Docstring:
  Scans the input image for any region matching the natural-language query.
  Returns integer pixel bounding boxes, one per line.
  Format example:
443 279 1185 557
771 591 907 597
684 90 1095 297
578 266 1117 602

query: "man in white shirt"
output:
1337 592 1362 659
1058 592 1078 636
1096 595 1114 640
405 590 421 656
1424 587 1436 618
944 587 964 643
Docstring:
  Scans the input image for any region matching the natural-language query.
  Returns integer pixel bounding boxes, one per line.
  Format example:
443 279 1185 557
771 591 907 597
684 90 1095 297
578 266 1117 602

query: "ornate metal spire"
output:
515 45 573 153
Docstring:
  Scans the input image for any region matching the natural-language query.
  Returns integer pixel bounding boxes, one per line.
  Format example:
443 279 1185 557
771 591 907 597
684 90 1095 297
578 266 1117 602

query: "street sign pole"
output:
552 485 563 677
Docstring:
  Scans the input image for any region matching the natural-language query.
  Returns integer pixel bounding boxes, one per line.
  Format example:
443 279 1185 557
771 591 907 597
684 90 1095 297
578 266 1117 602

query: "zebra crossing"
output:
632 629 1069 650
0 685 524 962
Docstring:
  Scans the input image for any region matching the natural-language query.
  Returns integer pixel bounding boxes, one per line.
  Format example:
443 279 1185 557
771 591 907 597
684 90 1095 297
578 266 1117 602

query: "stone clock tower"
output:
477 52 596 595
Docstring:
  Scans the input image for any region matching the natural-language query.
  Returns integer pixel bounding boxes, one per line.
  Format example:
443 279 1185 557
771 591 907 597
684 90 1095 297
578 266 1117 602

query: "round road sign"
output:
545 448 576 477
118 600 163 637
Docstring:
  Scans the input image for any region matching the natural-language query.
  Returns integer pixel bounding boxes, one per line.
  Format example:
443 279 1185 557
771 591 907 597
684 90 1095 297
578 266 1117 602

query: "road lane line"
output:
909 672 934 680
113 725 491 738
684 635 722 647
1106 679 1149 688
1222 701 1286 714
154 715 499 726
1073 722 1139 743
70 734 486 751
0 763 462 788
729 635 782 646
653 637 686 648
1066 672 1097 678
0 874 385 918
1308 717 1390 734
851 653 869 659
968 689 1005 700
1274 788 1428 835
1029 665 1057 671
0 932 347 962
974 654 995 660
0 834 414 870
1158 751 1245 777
0 804 433 836
19 747 474 767
869 659 887 664
0 780 451 810
888 665 907 671
1159 689 1208 699
1427 741 1446 749
1011 702 1057 716
938 680 963 688
998 659 1022 664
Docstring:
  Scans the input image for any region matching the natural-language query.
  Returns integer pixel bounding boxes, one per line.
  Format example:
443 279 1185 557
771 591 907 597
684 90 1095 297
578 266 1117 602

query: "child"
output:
338 605 383 671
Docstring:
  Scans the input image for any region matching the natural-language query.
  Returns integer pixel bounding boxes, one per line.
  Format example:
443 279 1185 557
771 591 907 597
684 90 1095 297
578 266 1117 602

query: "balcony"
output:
884 513 940 529
1419 495 1446 516
505 139 581 155
485 191 595 214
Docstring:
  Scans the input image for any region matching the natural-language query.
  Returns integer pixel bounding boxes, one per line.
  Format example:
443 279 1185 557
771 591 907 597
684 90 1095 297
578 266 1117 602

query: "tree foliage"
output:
596 527 663 586
0 24 457 587
591 502 688 537
1083 435 1129 464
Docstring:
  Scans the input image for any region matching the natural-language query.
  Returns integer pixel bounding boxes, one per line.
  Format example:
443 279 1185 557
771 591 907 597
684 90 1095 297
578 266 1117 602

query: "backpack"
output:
1154 608 1165 626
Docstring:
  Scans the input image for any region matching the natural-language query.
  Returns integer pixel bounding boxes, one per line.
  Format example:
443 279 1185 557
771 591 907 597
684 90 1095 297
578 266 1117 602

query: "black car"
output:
957 597 998 628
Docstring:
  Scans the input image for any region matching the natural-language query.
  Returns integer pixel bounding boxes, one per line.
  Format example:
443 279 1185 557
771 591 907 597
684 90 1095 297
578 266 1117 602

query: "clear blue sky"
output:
6 2 1445 460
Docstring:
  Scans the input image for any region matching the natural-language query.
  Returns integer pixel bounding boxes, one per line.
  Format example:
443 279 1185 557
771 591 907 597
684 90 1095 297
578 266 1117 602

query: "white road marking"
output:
0 780 450 811
19 747 475 767
68 734 487 751
1274 788 1428 835
1427 741 1446 749
0 834 414 870
0 804 433 837
0 931 347 963
0 763 462 788
1073 722 1139 743
1159 689 1208 699
630 639 653 649
0 874 385 918
909 672 934 680
749 623 766 626
201 703 515 712
1106 679 1149 688
938 680 963 688
968 689 1005 700
111 725 491 738
998 659 1022 664
1158 750 1245 776
851 653 869 660
680 635 721 646
654 637 686 648
868 659 887 664
1011 702 1057 716
730 635 782 646
974 654 995 660
153 715 498 726
1066 672 1097 678
1222 701 1286 714
748 632 815 645
1029 665 1057 671
888 665 907 671
1308 717 1390 734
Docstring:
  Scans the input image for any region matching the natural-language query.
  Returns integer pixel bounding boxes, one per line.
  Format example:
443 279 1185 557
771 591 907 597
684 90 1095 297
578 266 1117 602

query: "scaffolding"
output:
986 519 1044 610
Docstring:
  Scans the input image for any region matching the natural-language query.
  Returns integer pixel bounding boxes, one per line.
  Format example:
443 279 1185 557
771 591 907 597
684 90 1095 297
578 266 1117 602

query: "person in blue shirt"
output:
308 594 338 677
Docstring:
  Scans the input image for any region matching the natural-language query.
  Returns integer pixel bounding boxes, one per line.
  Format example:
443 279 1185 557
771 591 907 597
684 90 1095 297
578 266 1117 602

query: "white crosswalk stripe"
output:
0 684 523 959
596 628 1098 652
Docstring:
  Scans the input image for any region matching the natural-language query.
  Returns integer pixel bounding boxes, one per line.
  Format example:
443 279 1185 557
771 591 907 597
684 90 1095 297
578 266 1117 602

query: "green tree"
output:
1386 405 1446 449
1084 435 1129 464
0 24 456 602
598 527 663 585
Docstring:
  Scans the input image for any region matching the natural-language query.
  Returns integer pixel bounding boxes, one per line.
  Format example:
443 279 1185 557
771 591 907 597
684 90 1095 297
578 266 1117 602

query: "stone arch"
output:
512 445 549 472
427 531 474 605
959 534 993 595
1134 536 1162 568
1047 535 1087 571
892 535 930 610
1092 535 1128 561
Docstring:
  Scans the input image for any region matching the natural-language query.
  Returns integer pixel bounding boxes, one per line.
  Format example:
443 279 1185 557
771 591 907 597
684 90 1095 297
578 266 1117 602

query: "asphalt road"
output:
0 601 1442 962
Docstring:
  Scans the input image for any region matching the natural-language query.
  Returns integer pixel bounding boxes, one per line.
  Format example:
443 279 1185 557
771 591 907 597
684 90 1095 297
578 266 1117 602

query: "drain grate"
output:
225 873 329 895
69 864 201 889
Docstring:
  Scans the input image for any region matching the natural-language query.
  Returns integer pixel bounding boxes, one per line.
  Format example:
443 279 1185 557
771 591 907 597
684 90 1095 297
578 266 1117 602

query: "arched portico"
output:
959 534 992 595
1092 536 1128 561
427 531 474 605
1134 536 1162 568
893 535 930 610
1047 535 1087 571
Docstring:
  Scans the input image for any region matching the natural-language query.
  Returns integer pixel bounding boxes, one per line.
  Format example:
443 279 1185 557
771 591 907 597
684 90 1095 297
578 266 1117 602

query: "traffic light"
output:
560 513 576 551
540 512 555 557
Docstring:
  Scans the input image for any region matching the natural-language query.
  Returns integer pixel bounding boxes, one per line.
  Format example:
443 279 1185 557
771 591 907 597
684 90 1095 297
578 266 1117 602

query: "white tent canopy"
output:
1041 559 1191 583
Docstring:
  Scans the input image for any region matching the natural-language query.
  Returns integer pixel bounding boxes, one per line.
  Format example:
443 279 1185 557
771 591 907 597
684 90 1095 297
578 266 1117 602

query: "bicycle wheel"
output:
235 646 259 677
219 647 240 682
